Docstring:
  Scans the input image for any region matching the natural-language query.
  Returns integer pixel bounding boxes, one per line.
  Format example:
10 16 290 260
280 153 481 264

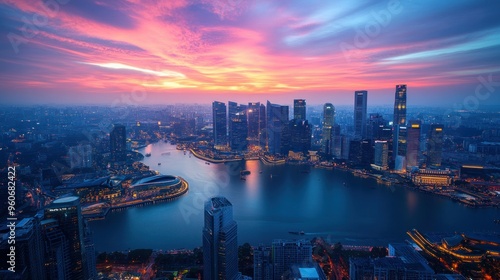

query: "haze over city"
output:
1 0 500 105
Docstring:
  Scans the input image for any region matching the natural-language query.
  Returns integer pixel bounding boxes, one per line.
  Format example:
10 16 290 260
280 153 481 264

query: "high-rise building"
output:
406 120 421 168
0 217 46 280
374 140 389 170
367 113 387 141
110 124 126 161
427 124 444 167
254 246 273 280
229 105 248 151
259 103 267 148
393 85 407 127
41 218 71 279
203 197 239 280
293 99 306 120
289 119 312 154
354 91 368 139
212 101 227 147
322 103 335 155
392 125 408 164
248 102 261 144
349 139 372 167
272 239 312 280
266 101 289 155
69 144 93 169
43 196 88 280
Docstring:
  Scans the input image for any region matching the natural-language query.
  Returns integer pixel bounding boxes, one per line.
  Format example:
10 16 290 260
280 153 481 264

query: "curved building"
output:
130 175 185 199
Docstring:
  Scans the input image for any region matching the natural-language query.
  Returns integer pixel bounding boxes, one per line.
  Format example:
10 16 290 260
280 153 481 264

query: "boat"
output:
205 162 211 165
145 153 151 157
289 231 305 235
240 170 251 175
259 170 263 174
158 162 161 165
240 176 246 181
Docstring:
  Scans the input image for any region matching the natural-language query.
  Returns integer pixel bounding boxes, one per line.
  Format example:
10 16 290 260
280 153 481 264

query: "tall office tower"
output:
259 103 267 147
322 103 335 154
272 239 312 280
228 101 238 144
253 246 273 280
229 106 248 151
69 144 93 169
247 102 261 145
349 139 372 167
110 124 126 161
393 126 408 171
406 120 421 168
427 124 444 167
0 217 46 280
212 101 227 147
374 140 389 170
41 218 71 279
44 196 87 280
203 197 239 280
289 119 312 154
83 220 97 280
293 99 306 120
266 101 289 155
354 91 368 139
393 84 407 127
367 113 386 140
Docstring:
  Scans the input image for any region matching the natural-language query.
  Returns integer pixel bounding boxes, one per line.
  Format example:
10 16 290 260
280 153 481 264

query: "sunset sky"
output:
1 0 499 106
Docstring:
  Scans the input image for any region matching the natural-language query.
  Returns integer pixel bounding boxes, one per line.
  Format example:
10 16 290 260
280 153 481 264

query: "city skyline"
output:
1 1 500 105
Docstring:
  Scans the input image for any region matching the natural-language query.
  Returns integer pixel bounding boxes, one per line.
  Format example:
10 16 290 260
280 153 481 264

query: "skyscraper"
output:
110 124 126 161
272 239 312 280
289 119 312 154
354 91 368 139
266 101 289 155
247 102 261 144
406 120 421 168
43 196 87 280
229 105 248 151
427 124 444 167
212 101 227 147
393 85 407 126
203 197 239 280
293 99 306 120
253 246 273 280
374 140 389 170
322 103 335 155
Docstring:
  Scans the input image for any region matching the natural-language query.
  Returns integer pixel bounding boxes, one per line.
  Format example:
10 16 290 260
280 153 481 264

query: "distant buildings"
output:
110 124 126 161
69 144 93 169
203 197 239 280
248 102 266 148
427 124 444 167
411 169 452 186
212 101 228 147
354 91 368 139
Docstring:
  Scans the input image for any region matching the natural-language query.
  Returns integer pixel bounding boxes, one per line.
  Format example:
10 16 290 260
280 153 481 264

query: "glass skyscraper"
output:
293 99 306 120
110 124 126 162
212 101 228 147
354 91 368 139
203 197 239 280
322 103 335 155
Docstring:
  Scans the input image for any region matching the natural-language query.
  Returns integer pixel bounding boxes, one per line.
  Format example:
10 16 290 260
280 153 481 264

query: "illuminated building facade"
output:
354 91 368 139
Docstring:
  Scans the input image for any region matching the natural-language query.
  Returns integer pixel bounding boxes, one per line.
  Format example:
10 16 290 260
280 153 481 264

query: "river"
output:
89 142 498 251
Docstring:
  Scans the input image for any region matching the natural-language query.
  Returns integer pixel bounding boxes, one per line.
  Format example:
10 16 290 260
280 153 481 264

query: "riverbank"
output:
83 177 189 220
